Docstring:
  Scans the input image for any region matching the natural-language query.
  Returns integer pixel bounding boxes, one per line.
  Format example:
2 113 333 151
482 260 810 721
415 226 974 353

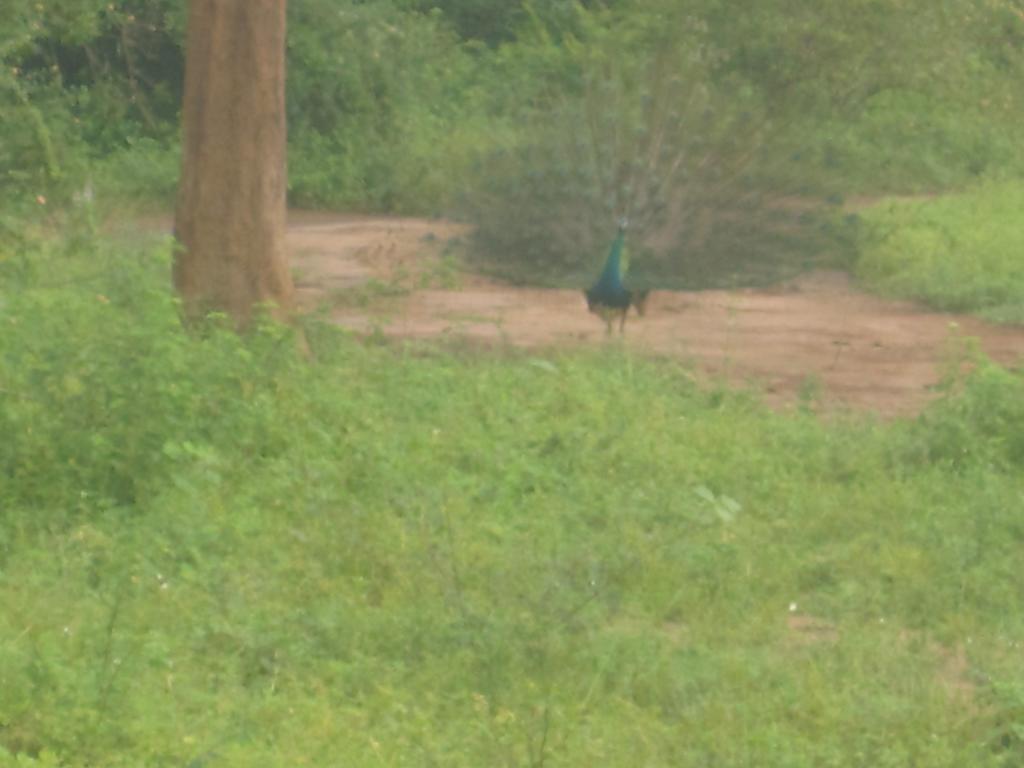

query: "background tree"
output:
173 0 292 326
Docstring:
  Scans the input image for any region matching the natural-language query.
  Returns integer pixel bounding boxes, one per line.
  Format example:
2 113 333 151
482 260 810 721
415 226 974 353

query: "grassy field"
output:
855 181 1024 324
2 233 1024 766
5 2 1024 761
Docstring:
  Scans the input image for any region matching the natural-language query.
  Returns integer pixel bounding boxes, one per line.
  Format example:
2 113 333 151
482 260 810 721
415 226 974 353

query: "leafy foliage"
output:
855 181 1024 321
458 3 837 287
285 1 495 211
4 0 1024 224
0 0 182 214
710 0 1024 188
1 0 494 211
398 0 530 45
2 228 1024 765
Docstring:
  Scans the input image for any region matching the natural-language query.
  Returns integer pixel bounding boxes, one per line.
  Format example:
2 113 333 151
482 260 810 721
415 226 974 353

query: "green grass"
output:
2 231 1024 765
855 180 1024 322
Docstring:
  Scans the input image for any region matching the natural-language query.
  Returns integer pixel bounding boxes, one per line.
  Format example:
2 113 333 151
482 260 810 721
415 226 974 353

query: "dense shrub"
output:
907 361 1024 470
710 0 1024 189
1 0 180 210
855 181 1024 321
5 0 1024 221
285 2 496 211
1 0 496 212
457 3 837 287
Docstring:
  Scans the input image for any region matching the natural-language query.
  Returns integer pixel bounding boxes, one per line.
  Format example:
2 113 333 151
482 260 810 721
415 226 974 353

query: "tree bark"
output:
174 0 293 327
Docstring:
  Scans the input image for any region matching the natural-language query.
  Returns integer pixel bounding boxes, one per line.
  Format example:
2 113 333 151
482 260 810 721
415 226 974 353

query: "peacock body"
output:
585 221 650 334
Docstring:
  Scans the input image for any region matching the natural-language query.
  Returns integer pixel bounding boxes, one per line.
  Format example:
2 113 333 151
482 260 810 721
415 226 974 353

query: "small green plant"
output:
417 246 464 289
797 373 824 409
328 277 410 308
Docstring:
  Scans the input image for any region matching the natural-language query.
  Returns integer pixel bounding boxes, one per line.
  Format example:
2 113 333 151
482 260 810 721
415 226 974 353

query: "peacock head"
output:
617 217 629 232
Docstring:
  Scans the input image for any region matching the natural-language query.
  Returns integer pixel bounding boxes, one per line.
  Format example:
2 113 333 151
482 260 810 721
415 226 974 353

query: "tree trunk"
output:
174 0 293 327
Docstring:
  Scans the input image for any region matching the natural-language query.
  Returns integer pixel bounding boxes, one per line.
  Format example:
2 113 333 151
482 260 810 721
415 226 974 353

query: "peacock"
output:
584 219 650 335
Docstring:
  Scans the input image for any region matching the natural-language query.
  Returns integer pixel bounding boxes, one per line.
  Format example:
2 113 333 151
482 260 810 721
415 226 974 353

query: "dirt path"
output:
287 213 1023 416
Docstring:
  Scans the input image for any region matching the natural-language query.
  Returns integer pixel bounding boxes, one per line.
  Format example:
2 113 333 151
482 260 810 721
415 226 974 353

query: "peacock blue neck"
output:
593 228 627 294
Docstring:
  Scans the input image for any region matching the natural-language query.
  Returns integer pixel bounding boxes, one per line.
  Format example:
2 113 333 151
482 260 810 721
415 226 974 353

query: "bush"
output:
282 1 514 212
710 0 1024 194
0 236 298 513
5 0 1024 216
854 180 1024 320
457 3 836 288
2 0 498 213
904 361 1024 471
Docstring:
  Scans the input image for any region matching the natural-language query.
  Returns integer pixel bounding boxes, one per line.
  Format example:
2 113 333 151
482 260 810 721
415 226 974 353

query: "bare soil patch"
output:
288 214 1023 416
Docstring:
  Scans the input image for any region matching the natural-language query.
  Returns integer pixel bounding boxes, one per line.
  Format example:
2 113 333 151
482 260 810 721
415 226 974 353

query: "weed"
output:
327 278 410 309
2 230 1024 764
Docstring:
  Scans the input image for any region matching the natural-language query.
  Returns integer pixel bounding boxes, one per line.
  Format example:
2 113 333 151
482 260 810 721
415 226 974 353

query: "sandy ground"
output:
285 212 1023 416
